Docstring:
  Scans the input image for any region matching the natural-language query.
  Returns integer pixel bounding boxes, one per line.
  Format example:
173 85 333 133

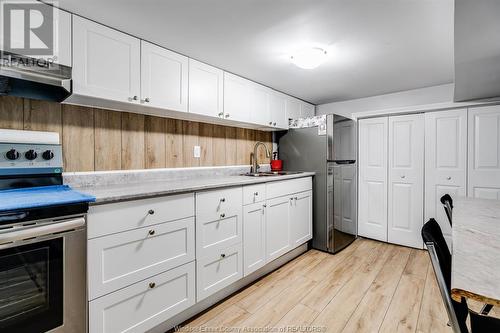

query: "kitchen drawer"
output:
243 184 266 205
197 214 242 257
196 243 243 301
196 187 242 224
88 193 194 239
266 177 312 199
89 262 195 333
88 217 195 300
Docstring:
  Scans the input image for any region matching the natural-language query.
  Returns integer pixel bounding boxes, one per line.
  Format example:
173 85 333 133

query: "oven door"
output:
0 218 86 333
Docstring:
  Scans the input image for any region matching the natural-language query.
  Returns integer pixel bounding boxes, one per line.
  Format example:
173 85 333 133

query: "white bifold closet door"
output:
468 105 500 199
387 114 424 249
358 117 388 242
424 109 467 248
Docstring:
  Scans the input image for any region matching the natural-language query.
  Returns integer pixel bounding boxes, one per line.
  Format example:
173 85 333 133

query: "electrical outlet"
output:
193 145 201 158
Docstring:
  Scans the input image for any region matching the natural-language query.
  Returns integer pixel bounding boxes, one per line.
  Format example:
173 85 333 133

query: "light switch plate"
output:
193 145 201 158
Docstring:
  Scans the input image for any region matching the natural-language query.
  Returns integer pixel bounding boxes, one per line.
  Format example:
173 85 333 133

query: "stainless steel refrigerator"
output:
279 114 357 253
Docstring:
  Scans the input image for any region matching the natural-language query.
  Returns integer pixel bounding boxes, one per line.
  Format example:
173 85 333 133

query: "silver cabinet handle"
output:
144 97 150 103
225 114 230 118
401 175 406 179
220 213 226 218
131 95 138 101
218 112 224 117
269 121 273 125
254 192 259 196
149 282 156 289
220 253 226 258
220 198 226 202
446 176 452 180
148 229 155 236
273 122 277 126
148 209 155 215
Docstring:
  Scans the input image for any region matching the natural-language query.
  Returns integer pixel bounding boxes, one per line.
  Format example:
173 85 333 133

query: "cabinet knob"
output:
148 229 155 236
220 213 226 218
263 204 267 208
131 95 138 101
401 175 406 179
148 209 155 215
220 198 226 202
218 112 224 118
149 282 156 289
273 122 277 126
254 192 259 196
220 253 226 258
269 122 273 125
446 176 452 180
144 97 150 103
225 114 230 118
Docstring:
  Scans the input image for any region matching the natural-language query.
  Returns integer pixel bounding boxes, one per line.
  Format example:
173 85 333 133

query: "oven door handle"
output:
0 217 85 245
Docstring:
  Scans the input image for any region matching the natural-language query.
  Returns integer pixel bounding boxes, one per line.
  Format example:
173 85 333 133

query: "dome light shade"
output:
290 47 328 69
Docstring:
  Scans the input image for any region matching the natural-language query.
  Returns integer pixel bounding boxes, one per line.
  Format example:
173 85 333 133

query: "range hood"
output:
454 0 500 102
0 52 71 102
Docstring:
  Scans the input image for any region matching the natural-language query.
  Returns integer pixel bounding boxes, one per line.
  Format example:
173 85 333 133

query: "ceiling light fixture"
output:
290 47 328 69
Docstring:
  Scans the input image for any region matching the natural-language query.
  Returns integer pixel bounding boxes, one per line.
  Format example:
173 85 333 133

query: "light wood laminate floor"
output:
179 238 497 333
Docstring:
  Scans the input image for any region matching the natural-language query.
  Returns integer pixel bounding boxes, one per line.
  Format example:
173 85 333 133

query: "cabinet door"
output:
468 105 500 199
358 117 388 241
141 41 188 111
286 98 301 120
290 190 313 246
266 196 291 261
243 202 267 276
269 91 288 129
300 102 315 118
73 16 140 103
223 72 252 122
425 109 467 247
188 59 223 117
388 114 424 249
251 84 271 125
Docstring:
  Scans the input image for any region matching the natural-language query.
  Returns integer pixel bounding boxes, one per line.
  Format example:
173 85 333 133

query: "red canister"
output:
271 152 283 171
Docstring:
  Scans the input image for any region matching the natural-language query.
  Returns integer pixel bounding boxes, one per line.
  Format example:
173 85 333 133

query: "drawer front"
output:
196 243 243 301
88 193 194 239
197 214 242 257
88 217 195 300
243 184 266 205
89 262 195 333
266 177 312 199
196 187 242 223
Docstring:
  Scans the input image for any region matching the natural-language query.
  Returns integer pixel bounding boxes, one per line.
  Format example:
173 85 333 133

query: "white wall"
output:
317 84 454 118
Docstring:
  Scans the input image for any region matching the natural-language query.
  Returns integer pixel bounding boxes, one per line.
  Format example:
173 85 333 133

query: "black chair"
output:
440 194 454 226
470 310 500 332
422 218 469 333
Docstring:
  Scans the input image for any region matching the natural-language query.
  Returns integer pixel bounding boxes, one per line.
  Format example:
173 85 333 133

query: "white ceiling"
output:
55 0 454 104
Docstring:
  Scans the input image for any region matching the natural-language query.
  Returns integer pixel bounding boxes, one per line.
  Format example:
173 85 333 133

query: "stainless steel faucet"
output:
251 141 271 174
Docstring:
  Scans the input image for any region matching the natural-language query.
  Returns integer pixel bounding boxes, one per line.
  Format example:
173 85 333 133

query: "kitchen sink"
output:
242 171 304 177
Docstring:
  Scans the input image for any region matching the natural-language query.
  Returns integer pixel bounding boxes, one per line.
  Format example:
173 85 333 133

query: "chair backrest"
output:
440 194 454 226
422 219 469 333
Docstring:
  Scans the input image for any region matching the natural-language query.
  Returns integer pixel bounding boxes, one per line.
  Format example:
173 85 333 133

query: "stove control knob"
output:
25 149 38 160
42 150 54 160
6 149 20 160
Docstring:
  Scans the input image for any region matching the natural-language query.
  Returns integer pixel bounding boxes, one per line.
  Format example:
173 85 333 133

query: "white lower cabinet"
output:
196 243 243 301
89 262 195 333
265 195 292 261
243 202 267 276
88 217 195 300
290 191 313 247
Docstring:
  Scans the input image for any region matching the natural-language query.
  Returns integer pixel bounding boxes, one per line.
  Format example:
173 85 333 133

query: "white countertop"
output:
451 196 500 306
75 172 315 205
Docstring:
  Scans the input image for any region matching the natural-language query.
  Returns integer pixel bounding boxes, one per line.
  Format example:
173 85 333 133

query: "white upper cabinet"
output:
286 98 301 120
300 102 315 118
425 109 467 247
387 114 424 249
358 117 388 242
223 72 252 123
468 105 500 199
251 84 271 126
188 59 224 118
269 91 288 129
72 16 141 103
141 41 188 111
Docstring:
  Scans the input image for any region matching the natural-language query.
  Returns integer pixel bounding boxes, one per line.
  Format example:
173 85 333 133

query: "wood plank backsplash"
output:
0 96 273 172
